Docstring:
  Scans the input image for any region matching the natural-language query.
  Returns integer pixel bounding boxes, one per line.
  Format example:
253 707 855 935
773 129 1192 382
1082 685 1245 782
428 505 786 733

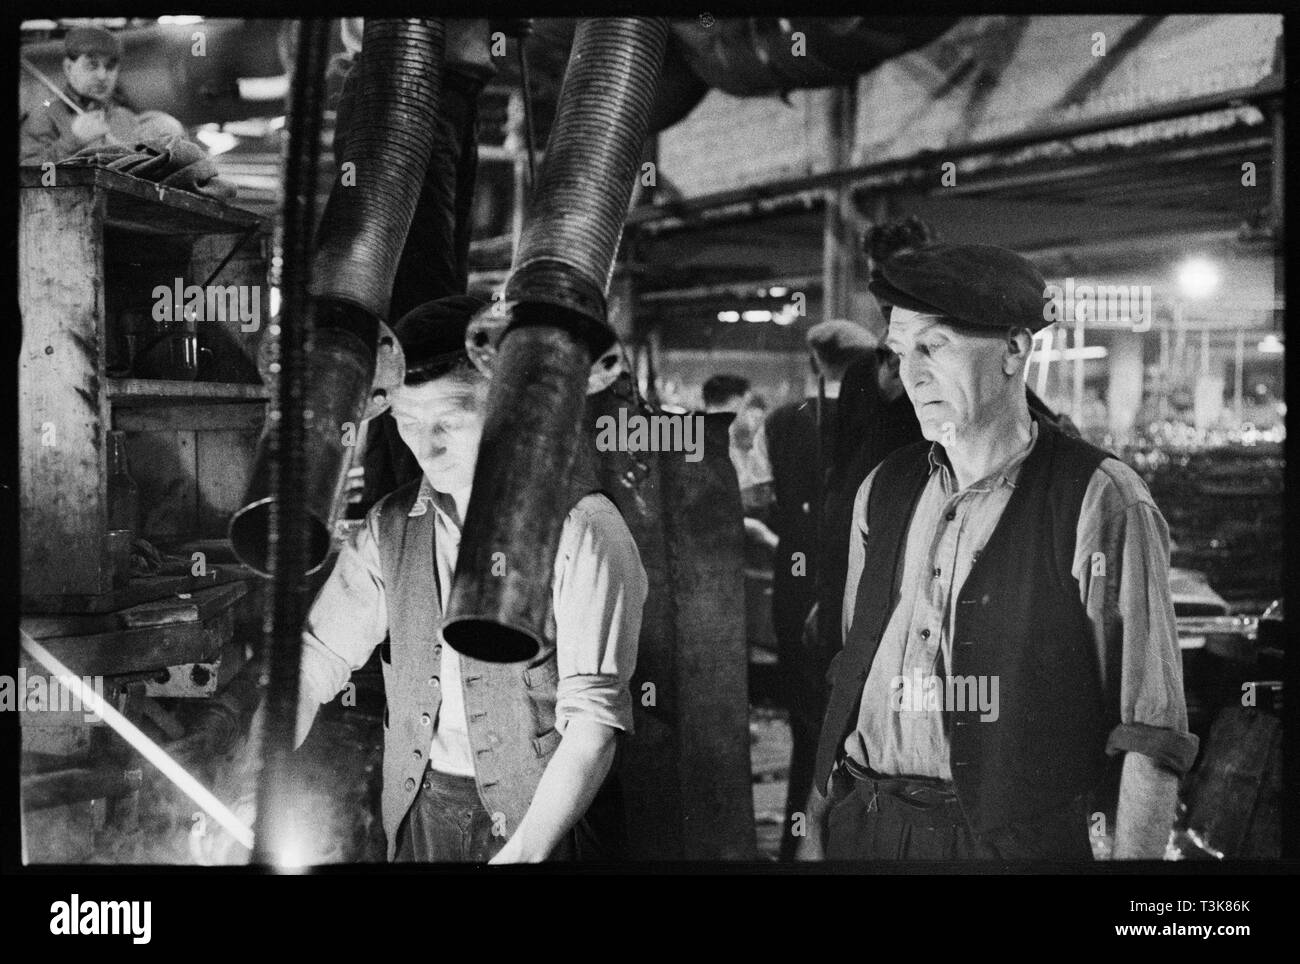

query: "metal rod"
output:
517 36 537 189
253 17 330 867
20 631 254 850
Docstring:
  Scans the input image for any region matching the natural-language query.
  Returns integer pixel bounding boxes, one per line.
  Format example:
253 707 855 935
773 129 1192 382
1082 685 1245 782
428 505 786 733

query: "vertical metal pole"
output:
1234 328 1245 423
508 90 527 265
820 85 855 320
1072 312 1086 424
253 18 330 867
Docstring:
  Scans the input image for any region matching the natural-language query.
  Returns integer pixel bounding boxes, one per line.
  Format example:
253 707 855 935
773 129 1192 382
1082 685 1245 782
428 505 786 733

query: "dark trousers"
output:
823 758 1094 861
394 764 627 863
776 593 829 861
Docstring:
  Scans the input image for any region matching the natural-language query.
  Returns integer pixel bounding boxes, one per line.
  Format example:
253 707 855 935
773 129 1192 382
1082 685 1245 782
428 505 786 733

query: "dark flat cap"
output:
393 295 487 382
65 26 122 60
868 243 1050 334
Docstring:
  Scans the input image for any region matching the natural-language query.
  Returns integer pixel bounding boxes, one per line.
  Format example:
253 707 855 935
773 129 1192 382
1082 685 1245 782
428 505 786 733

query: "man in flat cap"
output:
287 295 647 862
801 243 1197 861
20 26 140 165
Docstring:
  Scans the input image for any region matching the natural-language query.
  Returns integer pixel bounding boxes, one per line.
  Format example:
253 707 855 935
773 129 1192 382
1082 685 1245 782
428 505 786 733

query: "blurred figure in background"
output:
768 318 876 859
20 26 139 165
703 374 778 549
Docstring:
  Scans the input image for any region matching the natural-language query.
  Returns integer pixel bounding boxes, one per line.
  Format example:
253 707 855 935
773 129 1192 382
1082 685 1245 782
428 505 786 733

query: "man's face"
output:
886 308 1013 444
64 53 119 102
388 372 489 492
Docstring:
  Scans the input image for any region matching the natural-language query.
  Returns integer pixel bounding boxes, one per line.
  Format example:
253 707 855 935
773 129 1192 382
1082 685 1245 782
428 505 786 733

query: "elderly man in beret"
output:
286 295 647 863
799 243 1197 861
20 26 141 165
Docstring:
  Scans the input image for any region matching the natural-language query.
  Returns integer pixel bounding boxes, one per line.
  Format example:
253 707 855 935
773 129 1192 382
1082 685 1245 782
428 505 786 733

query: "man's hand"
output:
793 785 829 860
70 110 111 145
488 718 617 863
1113 751 1179 859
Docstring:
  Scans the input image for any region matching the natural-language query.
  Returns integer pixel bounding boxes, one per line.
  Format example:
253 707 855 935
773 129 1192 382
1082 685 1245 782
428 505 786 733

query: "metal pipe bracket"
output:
465 299 625 396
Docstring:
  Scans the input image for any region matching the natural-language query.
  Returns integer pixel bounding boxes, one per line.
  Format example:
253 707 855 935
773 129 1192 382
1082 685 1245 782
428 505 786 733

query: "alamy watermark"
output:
152 278 262 332
2 670 105 722
594 409 704 463
890 669 999 722
1042 278 1152 332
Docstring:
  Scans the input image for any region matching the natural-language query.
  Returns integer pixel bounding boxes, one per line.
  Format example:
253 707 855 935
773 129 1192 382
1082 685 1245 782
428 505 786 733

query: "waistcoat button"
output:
920 628 931 640
945 510 957 522
420 713 432 726
428 676 440 687
413 749 423 760
404 777 416 793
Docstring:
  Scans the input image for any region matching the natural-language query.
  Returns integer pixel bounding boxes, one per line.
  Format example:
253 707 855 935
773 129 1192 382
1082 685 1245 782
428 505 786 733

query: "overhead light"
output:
716 310 739 323
238 76 290 102
1256 334 1284 354
768 286 788 298
773 304 798 326
1176 256 1220 300
195 126 239 156
1037 346 1108 361
158 15 204 25
742 310 771 323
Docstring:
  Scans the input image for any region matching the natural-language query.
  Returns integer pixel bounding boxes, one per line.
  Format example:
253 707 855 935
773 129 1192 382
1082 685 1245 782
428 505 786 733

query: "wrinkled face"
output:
388 372 489 492
886 308 1014 444
64 54 119 102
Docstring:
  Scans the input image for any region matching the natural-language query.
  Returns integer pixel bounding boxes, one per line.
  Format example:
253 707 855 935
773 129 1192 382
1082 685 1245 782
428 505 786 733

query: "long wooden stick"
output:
21 58 85 115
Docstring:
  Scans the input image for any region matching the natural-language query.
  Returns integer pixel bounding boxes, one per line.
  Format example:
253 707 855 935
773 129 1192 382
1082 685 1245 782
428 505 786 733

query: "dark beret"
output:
65 26 122 61
868 243 1050 334
393 295 487 382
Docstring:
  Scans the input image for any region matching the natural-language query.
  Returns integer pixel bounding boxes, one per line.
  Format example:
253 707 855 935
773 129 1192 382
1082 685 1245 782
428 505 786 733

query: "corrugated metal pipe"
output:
230 19 444 577
442 17 669 662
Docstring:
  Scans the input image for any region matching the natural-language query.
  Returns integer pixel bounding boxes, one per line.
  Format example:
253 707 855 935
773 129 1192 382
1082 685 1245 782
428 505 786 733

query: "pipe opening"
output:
229 497 334 578
441 618 540 664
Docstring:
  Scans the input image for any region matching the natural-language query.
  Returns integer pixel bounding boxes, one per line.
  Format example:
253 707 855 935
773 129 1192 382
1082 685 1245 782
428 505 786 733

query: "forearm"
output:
1113 751 1179 859
490 719 617 863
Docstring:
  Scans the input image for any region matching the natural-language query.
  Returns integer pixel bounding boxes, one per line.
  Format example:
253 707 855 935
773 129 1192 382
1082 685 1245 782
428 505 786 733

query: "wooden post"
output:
20 184 114 597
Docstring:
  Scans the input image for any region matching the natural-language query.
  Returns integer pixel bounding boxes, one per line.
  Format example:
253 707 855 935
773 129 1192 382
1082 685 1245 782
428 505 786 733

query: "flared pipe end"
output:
440 617 541 664
229 496 335 578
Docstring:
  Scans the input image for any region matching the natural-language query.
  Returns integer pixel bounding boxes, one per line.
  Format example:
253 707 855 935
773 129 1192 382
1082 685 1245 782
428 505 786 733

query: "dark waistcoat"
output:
814 413 1118 831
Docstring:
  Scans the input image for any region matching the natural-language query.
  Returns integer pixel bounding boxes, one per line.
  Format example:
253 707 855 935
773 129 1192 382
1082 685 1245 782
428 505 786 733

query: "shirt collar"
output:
928 417 1039 491
408 475 462 530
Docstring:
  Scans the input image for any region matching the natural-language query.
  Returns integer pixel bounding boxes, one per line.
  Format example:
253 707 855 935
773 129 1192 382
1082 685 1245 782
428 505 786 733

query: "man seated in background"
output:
20 26 139 165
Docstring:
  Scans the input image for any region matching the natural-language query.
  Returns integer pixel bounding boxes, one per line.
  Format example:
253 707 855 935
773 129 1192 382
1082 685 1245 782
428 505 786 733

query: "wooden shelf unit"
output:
20 167 270 602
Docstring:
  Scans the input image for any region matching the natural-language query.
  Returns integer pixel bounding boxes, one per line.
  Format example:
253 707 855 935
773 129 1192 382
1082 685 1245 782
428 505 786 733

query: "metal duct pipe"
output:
443 17 669 663
230 19 443 576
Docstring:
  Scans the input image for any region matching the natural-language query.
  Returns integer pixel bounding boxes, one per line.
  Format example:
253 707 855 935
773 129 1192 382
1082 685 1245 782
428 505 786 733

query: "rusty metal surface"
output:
584 382 756 859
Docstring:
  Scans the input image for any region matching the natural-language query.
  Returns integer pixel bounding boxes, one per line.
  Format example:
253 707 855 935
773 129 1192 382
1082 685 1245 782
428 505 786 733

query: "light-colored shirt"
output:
841 419 1199 779
296 478 647 774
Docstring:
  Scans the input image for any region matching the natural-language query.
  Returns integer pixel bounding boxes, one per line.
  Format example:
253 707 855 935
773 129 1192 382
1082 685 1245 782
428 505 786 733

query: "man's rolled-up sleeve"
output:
295 509 389 745
1076 462 1200 777
552 496 647 735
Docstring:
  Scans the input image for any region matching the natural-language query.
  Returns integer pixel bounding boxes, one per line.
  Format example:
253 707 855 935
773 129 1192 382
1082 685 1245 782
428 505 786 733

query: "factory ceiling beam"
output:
629 76 1285 233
